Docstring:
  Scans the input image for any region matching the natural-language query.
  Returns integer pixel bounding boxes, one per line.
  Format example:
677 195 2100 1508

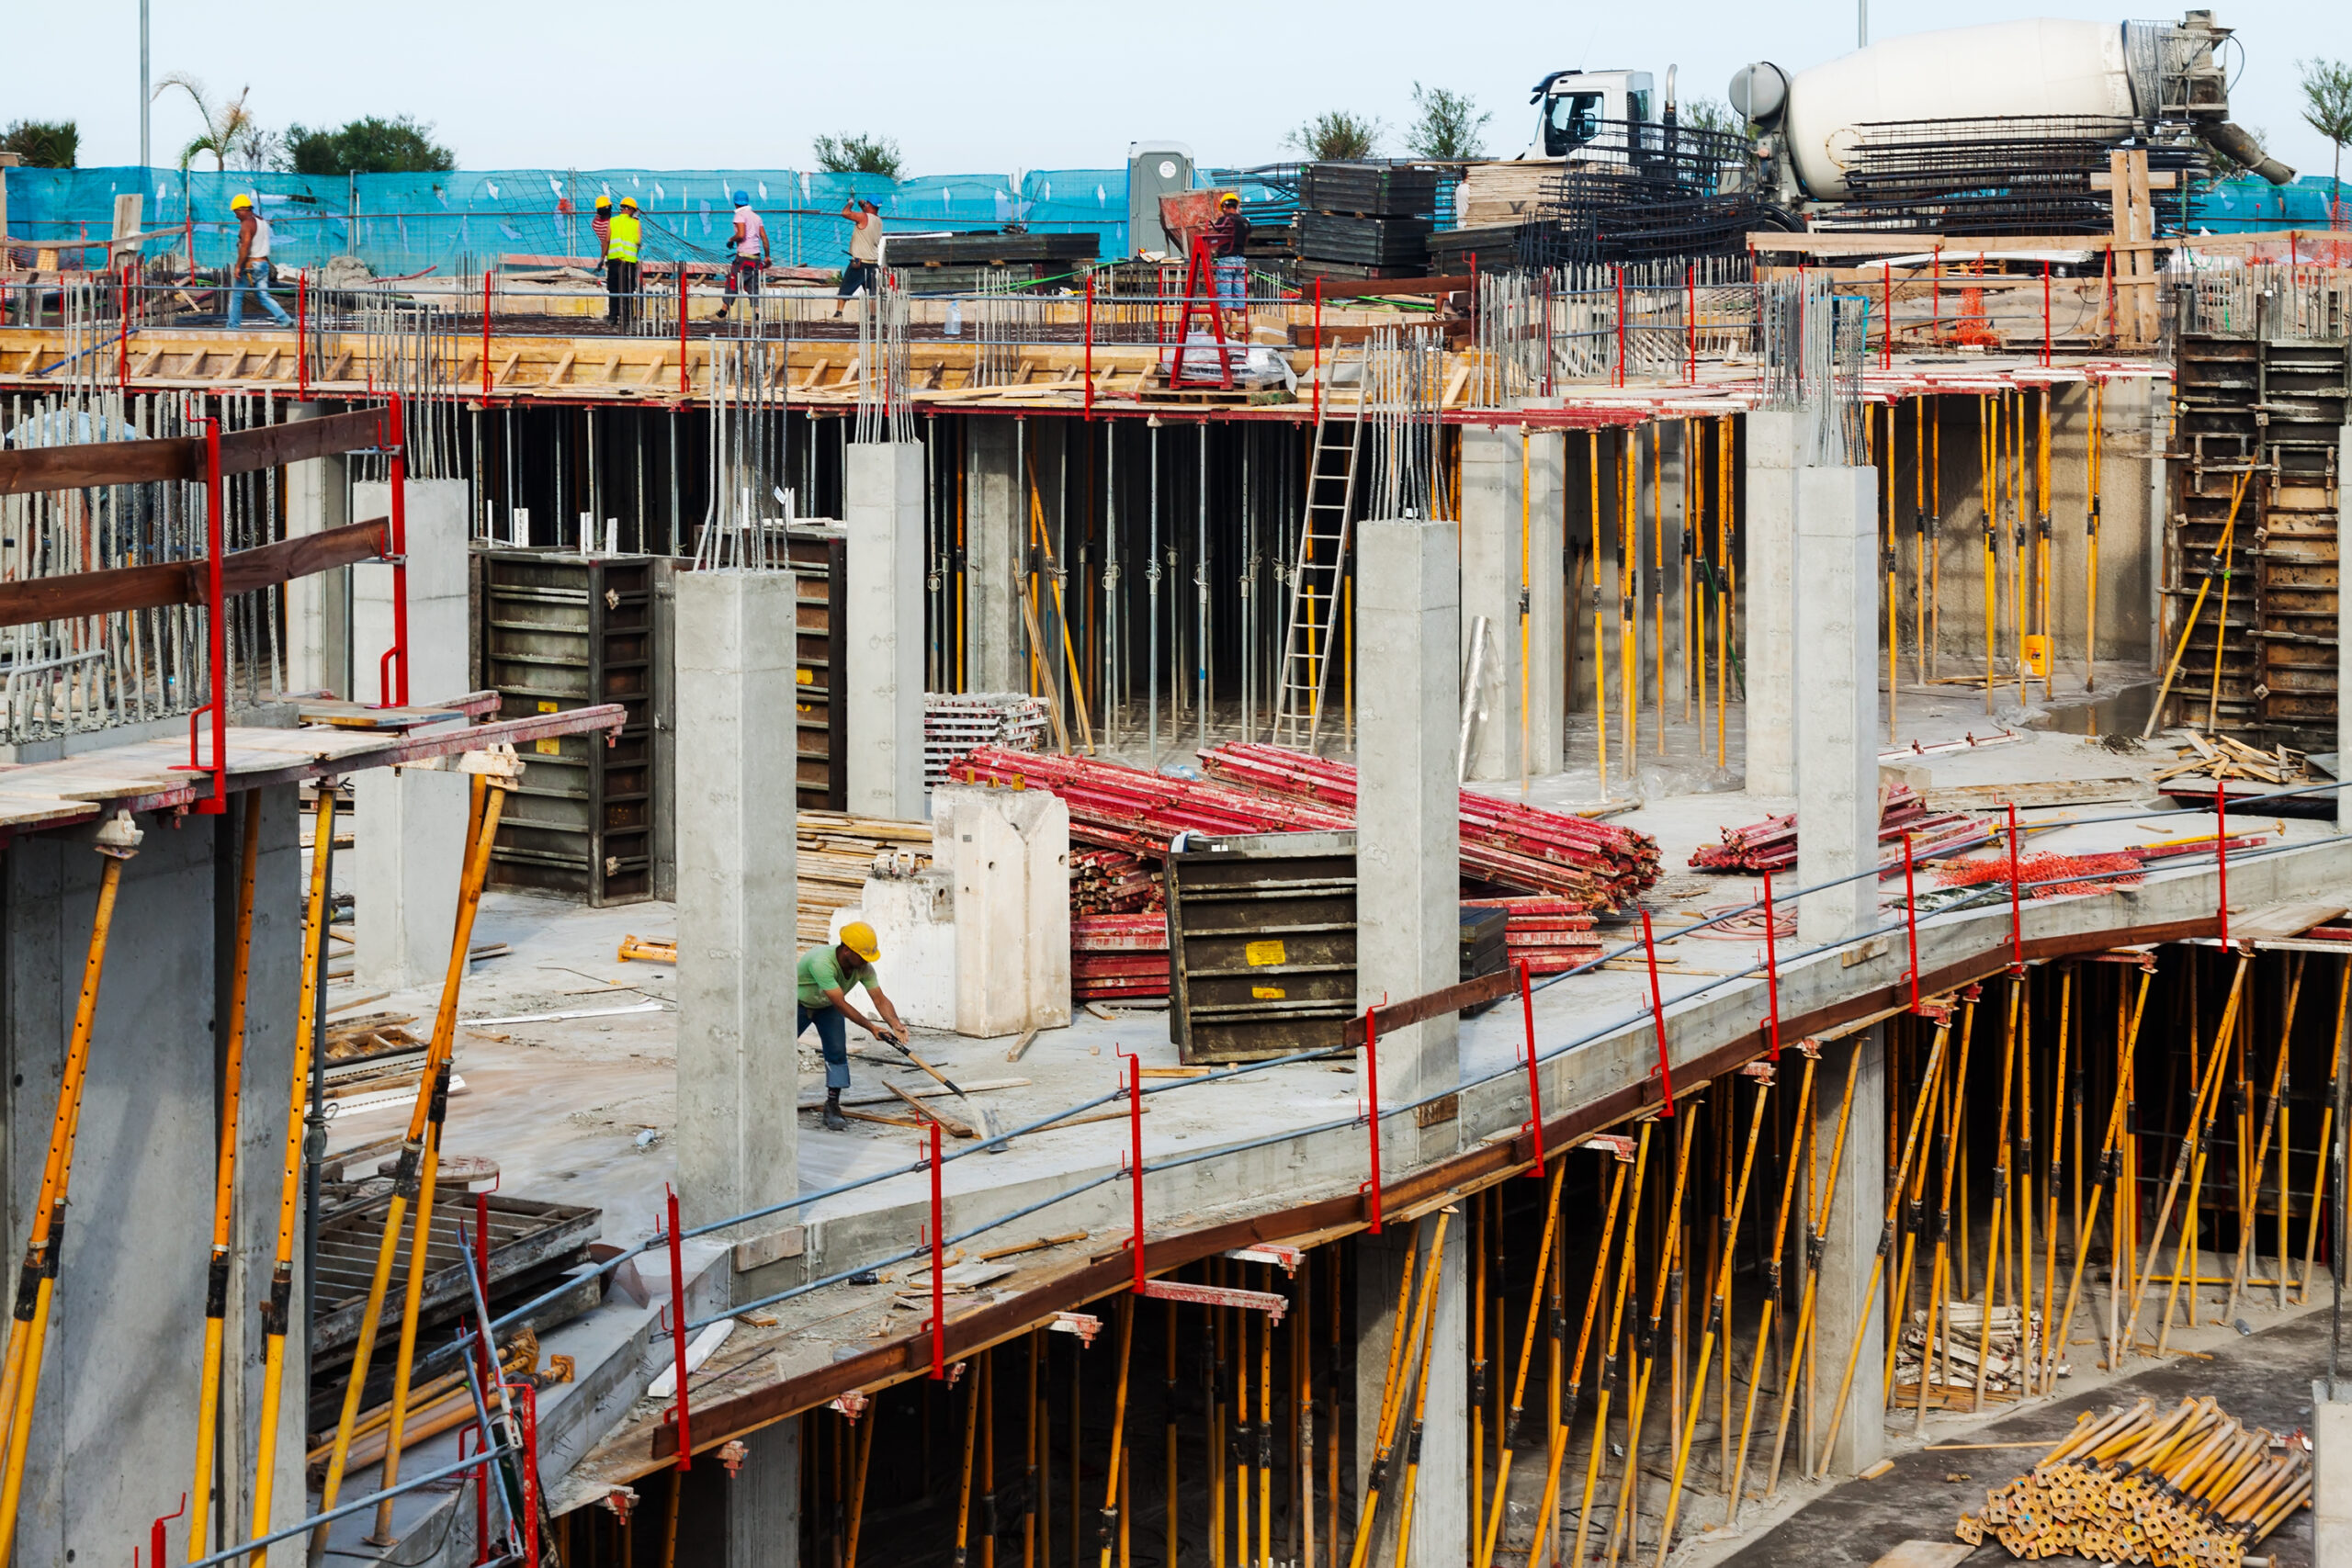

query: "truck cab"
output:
1521 70 1657 161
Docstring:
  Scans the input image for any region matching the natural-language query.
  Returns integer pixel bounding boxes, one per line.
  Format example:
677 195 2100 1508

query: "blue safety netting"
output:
3 165 1134 277
2186 173 2350 232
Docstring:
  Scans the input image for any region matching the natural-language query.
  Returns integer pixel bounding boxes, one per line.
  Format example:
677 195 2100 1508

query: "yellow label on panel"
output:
1244 939 1286 967
1251 985 1286 1000
535 699 560 755
2021 634 2050 679
797 668 815 685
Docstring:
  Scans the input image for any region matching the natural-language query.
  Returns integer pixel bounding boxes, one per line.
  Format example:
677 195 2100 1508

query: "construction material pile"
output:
924 693 1051 787
1464 897 1603 976
1893 1303 2047 1405
798 811 933 947
1936 851 2146 900
1072 914 1170 1005
1197 743 1660 908
952 748 1356 857
1689 784 1987 874
1071 848 1162 916
2155 732 2310 788
1956 1396 2311 1565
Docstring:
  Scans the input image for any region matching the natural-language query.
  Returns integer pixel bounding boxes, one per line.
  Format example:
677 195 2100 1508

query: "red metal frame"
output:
1516 958 1544 1176
2005 802 2025 972
1613 266 1627 388
1121 1046 1145 1289
663 1184 694 1470
296 271 309 400
377 393 411 708
1686 263 1698 384
1760 867 1782 1060
1083 272 1095 421
1640 908 1676 1115
481 269 494 403
1311 276 1323 425
145 1492 187 1568
927 1120 946 1379
677 269 689 395
1903 831 1921 1012
1881 261 1892 370
1166 236 1234 391
459 1424 493 1564
1359 1002 1384 1234
2041 261 2052 367
1134 1276 1287 1323
507 1381 543 1568
170 415 230 813
2215 785 2230 946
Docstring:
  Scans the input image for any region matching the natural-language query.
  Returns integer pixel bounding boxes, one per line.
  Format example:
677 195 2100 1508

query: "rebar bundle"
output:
695 336 786 570
2174 261 2352 341
1758 273 1864 463
1473 270 1543 406
1817 116 2207 235
1516 119 1769 268
853 269 914 446
1362 325 1444 522
1957 1398 2312 1566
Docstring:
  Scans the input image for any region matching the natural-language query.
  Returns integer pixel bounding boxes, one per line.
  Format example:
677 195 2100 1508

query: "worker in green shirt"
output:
797 920 909 1131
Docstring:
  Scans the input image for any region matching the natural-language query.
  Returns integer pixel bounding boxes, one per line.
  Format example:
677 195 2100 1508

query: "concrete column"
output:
1793 465 1880 950
1408 1222 1469 1566
678 1415 801 1567
1353 1229 1409 1514
2318 1382 2352 1563
1743 412 1799 795
673 570 801 1248
2339 427 2351 833
1811 1026 1887 1477
965 416 1023 693
284 402 349 697
844 441 925 819
352 479 469 991
1356 517 1460 1166
1460 425 1565 782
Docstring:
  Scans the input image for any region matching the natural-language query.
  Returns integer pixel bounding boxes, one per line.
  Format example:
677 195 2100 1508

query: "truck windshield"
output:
1544 92 1605 156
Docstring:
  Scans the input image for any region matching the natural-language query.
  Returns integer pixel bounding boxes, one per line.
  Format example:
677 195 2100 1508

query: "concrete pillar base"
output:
845 442 926 819
1794 464 1879 950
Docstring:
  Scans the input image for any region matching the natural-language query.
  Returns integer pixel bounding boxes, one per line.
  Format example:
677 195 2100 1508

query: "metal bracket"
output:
1223 1244 1303 1274
1584 1133 1637 1163
829 1390 869 1423
1048 1310 1104 1346
1136 1277 1289 1324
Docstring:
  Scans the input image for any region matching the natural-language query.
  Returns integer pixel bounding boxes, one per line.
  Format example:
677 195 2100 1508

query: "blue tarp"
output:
4 165 1133 276
2186 173 2349 233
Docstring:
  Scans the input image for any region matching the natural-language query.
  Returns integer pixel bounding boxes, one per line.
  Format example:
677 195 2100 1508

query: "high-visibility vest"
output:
608 212 641 264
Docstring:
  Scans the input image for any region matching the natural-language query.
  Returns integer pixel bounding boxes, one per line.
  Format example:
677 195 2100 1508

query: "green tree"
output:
2301 58 2352 221
0 119 77 168
1404 84 1489 161
1677 96 1745 138
1285 110 1383 162
282 116 455 175
153 73 256 172
812 133 904 178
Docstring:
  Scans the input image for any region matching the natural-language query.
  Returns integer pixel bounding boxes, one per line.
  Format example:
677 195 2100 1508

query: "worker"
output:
1204 192 1250 334
797 921 908 1131
606 197 642 331
226 192 293 329
834 198 884 318
718 189 767 319
592 195 615 319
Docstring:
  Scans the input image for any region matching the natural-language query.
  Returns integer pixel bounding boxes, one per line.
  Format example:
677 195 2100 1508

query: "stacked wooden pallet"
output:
797 811 933 948
1956 1397 2311 1565
1071 914 1170 1004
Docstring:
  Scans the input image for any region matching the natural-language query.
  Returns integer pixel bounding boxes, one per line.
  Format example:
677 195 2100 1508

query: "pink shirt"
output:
734 205 767 259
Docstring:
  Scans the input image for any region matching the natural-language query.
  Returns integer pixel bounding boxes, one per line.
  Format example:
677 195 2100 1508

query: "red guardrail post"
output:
117 260 130 392
512 1382 543 1568
1903 830 1922 1012
1083 271 1095 422
2215 784 2230 947
198 414 227 812
1517 958 1545 1177
2005 801 2024 973
677 267 689 396
1640 908 1676 1115
296 271 309 400
1686 262 1697 385
1760 867 1782 1061
481 268 493 403
1360 1003 1384 1235
1613 265 1627 388
2041 260 2052 367
1122 1048 1144 1289
1311 276 1323 426
928 1119 947 1378
378 393 411 708
664 1184 693 1470
148 1493 187 1568
1882 260 1893 371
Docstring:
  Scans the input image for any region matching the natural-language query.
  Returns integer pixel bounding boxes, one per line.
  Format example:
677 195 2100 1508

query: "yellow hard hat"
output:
231 193 253 210
1218 191 1239 206
618 196 638 209
840 920 881 962
595 194 612 209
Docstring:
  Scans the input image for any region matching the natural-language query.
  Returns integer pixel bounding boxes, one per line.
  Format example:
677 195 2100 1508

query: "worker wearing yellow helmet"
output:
227 191 292 329
797 920 908 1130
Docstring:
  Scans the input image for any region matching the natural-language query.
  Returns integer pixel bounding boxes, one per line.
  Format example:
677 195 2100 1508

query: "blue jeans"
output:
1215 256 1246 312
798 1002 851 1089
228 260 292 327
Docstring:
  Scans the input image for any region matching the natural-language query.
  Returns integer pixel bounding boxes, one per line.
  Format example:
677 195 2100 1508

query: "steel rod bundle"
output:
1688 784 1986 874
1955 1398 2312 1565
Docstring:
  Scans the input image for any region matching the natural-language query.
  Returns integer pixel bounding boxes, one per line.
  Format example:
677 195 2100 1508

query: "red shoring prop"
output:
1640 908 1677 1116
1760 867 1782 1061
928 1119 947 1379
1518 958 1545 1176
664 1184 693 1470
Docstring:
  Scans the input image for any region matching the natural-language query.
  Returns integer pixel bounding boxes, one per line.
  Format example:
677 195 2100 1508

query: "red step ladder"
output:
1165 235 1236 390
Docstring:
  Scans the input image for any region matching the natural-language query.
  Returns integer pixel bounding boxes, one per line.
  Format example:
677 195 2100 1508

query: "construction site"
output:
6 8 2352 1568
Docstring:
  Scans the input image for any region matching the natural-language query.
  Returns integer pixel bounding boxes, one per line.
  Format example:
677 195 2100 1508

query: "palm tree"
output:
153 73 256 172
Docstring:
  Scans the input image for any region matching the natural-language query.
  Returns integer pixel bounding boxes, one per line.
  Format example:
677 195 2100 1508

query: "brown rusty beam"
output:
0 518 388 629
0 407 386 496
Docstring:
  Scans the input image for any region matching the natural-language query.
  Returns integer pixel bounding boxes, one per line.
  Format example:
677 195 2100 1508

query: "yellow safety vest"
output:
608 212 641 263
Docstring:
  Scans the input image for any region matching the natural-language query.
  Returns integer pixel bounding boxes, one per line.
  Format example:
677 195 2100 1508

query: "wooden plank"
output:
2228 900 2348 943
1914 777 2146 810
220 408 388 474
0 436 196 497
1868 1544 1971 1568
0 517 386 630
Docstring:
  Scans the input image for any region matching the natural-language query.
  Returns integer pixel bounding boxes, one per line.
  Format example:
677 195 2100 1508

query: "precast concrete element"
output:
284 402 349 698
1407 1228 1469 1565
1744 412 1800 796
353 479 469 991
1460 424 1566 782
1811 1024 1888 1478
964 417 1023 693
935 784 1070 1037
1794 465 1881 949
844 872 956 1031
2316 1381 2352 1563
673 570 801 1244
4 794 302 1568
1355 517 1461 1164
844 442 925 821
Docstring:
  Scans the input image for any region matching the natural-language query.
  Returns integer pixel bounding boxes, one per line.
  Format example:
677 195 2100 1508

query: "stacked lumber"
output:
1072 914 1170 1004
924 692 1051 786
1072 848 1162 915
1463 896 1603 976
1893 1303 2045 1401
797 811 933 948
1956 1397 2312 1566
2154 731 2308 788
1456 163 1560 227
1197 743 1660 908
1689 784 1987 874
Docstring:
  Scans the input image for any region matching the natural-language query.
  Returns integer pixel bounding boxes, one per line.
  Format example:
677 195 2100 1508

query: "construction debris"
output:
1893 1303 2051 1400
1689 783 1987 874
2154 732 2310 788
1956 1397 2312 1565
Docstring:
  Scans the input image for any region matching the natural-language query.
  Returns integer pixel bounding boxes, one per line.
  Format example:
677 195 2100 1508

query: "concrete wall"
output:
285 403 350 698
964 418 1023 694
1461 425 1565 782
3 790 304 1565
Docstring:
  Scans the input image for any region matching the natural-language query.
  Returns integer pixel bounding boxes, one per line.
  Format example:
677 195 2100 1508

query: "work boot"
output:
823 1090 847 1132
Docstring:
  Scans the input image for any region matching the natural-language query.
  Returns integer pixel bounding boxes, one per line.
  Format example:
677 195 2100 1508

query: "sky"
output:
17 1 2352 182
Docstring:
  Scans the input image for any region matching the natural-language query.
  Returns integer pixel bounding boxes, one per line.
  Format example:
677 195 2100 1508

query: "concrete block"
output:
1460 425 1565 781
2314 1381 2352 1564
845 441 926 820
937 784 1070 1037
1356 517 1460 1160
841 871 956 1030
1795 464 1880 949
353 479 470 991
1745 412 1800 795
673 570 801 1242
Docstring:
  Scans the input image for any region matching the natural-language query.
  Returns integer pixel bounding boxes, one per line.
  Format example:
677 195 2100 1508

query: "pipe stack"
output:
1956 1397 2312 1566
1071 913 1170 1004
1688 783 1985 874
